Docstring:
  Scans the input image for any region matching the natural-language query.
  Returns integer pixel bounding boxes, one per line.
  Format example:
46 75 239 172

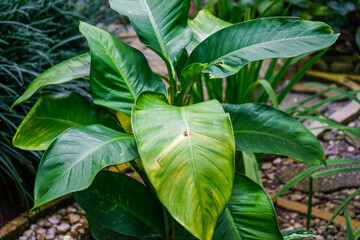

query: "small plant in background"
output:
12 0 339 239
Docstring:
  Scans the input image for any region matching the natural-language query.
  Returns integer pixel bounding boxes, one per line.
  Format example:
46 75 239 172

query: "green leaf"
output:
74 171 165 238
186 9 231 54
241 151 262 186
295 115 360 139
281 230 316 240
258 79 279 108
223 103 325 165
132 91 235 240
88 217 144 240
79 22 166 115
187 17 339 78
345 208 355 240
213 174 282 240
13 92 122 151
11 53 90 110
327 187 360 227
109 0 192 67
33 124 138 208
273 159 360 200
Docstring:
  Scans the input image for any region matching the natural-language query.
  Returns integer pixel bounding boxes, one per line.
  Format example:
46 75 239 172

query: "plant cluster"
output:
12 0 340 239
0 0 118 208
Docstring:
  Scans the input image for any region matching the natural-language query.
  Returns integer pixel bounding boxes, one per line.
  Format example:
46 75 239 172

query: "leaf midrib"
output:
234 129 305 151
100 40 137 99
30 116 83 126
225 207 242 240
37 134 134 206
205 34 335 67
141 0 170 61
179 107 204 218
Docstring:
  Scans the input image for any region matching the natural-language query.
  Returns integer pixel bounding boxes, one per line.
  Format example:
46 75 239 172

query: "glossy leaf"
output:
109 0 192 67
13 92 122 151
281 230 316 240
74 171 164 238
187 17 339 78
223 103 325 165
79 22 166 115
213 173 282 240
186 9 231 54
132 91 235 240
34 124 138 208
87 217 144 240
11 53 90 109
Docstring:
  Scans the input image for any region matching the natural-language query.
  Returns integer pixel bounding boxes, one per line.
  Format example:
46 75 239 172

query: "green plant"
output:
0 0 117 207
12 0 339 239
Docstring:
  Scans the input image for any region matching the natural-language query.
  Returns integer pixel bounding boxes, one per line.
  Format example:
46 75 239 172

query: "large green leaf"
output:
186 17 339 78
34 124 138 208
186 9 231 55
74 171 165 238
87 217 143 240
213 174 283 240
79 22 166 115
132 91 235 240
223 103 325 165
11 52 90 110
13 92 121 151
109 0 192 68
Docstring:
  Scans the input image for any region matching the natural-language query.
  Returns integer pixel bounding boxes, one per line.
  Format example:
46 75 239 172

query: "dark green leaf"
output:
223 103 325 165
34 124 138 208
13 92 122 151
88 217 144 240
186 9 231 54
187 17 339 78
132 91 235 240
79 22 166 115
11 53 90 109
109 0 192 67
213 174 282 240
74 171 165 238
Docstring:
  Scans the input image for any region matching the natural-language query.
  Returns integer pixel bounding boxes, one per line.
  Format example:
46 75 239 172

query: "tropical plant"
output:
0 0 119 208
12 0 339 239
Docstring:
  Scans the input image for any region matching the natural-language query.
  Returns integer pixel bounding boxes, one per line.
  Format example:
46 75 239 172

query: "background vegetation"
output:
0 0 119 219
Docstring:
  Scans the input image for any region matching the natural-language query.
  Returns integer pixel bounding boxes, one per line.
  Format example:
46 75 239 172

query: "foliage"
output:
195 0 360 30
272 158 360 231
0 0 118 206
12 0 339 239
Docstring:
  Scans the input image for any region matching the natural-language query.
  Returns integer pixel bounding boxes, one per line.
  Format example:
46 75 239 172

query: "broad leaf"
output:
186 9 231 54
281 230 316 240
213 174 283 240
34 124 138 208
87 217 143 240
223 103 325 165
132 91 235 240
74 171 165 238
186 17 339 78
13 92 121 151
11 53 90 109
109 0 192 68
79 22 166 115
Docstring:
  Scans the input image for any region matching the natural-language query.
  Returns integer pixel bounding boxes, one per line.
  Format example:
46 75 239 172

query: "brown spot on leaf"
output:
183 129 191 137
